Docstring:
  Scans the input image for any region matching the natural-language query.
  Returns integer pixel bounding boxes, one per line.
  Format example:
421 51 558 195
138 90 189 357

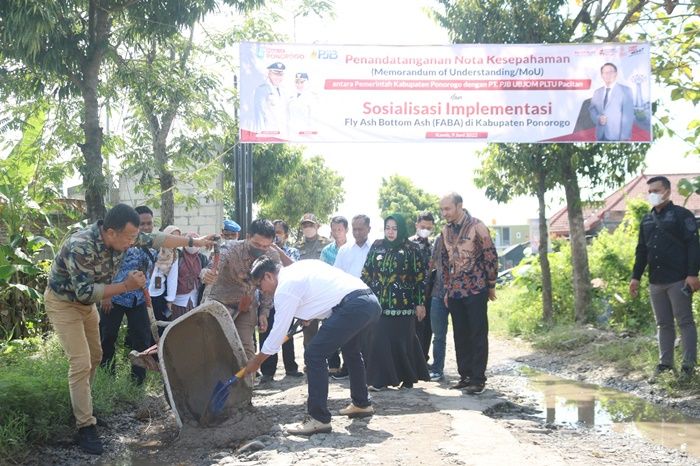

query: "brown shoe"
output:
339 403 374 418
286 416 332 436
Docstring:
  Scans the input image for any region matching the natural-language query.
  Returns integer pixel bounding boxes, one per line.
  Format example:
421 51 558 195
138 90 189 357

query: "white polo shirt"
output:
260 260 368 355
333 241 371 278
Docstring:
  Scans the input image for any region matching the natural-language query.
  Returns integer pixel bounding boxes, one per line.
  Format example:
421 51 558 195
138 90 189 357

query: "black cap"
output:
267 62 286 72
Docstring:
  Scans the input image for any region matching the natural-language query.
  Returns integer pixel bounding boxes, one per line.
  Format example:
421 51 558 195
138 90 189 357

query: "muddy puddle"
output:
521 367 700 458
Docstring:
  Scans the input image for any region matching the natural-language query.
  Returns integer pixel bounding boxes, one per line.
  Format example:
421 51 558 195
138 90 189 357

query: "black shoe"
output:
77 425 103 455
258 374 274 384
331 368 349 380
286 370 304 377
400 381 413 389
463 382 485 395
680 365 695 381
654 364 674 376
450 379 470 390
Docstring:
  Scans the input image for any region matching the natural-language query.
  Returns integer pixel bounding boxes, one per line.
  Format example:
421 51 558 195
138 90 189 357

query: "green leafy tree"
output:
377 175 440 236
433 0 650 324
0 0 261 221
0 104 78 339
257 154 345 230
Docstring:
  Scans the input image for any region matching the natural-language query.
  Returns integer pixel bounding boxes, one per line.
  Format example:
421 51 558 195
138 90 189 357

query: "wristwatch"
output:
188 236 194 247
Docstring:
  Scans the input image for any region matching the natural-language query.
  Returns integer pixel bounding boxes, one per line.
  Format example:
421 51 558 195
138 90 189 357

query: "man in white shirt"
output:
245 257 381 435
333 214 372 277
330 214 372 380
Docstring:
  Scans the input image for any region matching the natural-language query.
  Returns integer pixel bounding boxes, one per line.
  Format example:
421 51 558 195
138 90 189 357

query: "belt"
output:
336 288 373 308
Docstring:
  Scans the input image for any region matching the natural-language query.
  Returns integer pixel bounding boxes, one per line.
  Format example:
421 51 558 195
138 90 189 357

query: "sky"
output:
241 0 700 235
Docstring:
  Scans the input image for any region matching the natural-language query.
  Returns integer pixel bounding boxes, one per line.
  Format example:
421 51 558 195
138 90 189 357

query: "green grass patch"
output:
531 324 598 351
0 334 150 464
592 336 657 372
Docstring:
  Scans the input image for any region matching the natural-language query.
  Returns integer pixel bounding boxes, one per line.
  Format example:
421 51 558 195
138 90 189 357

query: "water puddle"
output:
521 368 700 458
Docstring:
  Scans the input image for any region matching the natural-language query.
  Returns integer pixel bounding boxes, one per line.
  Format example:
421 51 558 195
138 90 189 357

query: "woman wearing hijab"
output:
149 225 181 324
362 213 430 390
170 232 209 319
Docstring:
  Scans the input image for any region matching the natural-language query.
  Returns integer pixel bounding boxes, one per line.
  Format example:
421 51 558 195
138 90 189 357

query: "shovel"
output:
203 318 304 421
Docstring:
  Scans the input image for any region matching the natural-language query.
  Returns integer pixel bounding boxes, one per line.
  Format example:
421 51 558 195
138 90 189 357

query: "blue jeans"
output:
430 296 449 375
305 291 381 423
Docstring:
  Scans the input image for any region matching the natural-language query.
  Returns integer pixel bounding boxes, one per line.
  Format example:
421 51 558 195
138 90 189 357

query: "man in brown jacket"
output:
439 193 498 395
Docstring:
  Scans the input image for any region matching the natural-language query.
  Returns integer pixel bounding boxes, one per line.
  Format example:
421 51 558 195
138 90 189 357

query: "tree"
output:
0 104 79 338
433 0 650 323
256 153 345 230
377 175 440 236
0 0 262 221
475 144 558 323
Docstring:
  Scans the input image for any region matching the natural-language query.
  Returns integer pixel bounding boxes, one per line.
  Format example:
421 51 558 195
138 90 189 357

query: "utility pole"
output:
233 74 253 237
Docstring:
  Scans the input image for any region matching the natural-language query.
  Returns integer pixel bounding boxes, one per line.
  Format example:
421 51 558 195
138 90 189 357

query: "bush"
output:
0 335 145 463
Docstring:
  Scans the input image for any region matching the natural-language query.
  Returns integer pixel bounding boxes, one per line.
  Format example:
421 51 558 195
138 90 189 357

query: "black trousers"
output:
448 291 489 384
260 307 299 376
415 297 432 361
99 301 150 384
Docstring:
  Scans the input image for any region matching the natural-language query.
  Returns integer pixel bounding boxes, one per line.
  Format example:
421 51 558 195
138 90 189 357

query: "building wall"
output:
117 174 224 235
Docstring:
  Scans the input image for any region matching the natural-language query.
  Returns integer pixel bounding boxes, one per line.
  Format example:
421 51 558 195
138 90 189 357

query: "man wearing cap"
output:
254 62 287 135
222 219 241 242
295 213 331 349
288 72 315 137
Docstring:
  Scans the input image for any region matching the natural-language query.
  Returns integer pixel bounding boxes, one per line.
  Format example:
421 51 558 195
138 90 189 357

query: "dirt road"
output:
36 335 700 465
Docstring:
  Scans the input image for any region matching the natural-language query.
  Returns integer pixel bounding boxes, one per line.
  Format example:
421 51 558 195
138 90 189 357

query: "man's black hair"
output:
445 192 463 206
135 205 153 216
416 211 435 223
103 204 140 231
273 219 290 235
249 218 275 239
600 62 617 73
647 176 671 190
251 256 281 281
352 214 370 226
330 215 348 229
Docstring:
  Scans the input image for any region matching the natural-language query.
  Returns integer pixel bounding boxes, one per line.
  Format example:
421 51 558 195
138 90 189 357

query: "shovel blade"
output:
207 376 238 416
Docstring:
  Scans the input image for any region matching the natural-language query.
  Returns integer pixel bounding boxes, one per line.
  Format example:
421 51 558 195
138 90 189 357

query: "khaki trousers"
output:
234 308 258 360
45 289 102 428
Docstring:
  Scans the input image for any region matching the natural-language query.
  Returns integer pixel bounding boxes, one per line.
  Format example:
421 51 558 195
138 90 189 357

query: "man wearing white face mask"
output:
630 176 700 380
295 213 332 350
409 212 436 363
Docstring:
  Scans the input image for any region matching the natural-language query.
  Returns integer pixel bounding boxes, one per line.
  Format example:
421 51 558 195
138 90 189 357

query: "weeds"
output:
0 334 147 463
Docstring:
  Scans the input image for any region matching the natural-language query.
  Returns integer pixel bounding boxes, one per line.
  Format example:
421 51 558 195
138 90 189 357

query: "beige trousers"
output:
234 308 258 360
44 289 102 428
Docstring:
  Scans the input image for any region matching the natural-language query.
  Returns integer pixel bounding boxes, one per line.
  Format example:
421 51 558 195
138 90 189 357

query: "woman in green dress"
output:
362 213 430 390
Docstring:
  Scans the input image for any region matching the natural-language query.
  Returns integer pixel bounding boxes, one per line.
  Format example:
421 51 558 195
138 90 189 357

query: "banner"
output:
239 42 651 144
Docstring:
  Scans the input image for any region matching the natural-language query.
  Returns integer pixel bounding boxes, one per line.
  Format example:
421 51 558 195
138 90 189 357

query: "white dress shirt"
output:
333 241 371 278
260 260 369 355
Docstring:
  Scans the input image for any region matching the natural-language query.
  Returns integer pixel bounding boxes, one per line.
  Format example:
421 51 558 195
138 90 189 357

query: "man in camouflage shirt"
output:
45 204 212 455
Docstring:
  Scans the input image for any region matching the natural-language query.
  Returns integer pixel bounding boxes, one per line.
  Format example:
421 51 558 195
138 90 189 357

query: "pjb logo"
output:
316 49 338 60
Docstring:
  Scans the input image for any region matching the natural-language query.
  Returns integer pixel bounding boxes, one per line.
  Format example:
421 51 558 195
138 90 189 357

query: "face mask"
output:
303 226 317 239
185 246 199 255
648 192 665 207
417 229 431 239
247 240 267 258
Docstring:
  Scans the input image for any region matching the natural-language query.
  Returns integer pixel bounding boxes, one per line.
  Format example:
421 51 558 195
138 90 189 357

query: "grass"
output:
0 333 152 464
488 283 700 395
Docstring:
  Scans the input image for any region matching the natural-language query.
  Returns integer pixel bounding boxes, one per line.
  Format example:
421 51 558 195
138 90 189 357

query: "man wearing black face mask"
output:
203 219 282 359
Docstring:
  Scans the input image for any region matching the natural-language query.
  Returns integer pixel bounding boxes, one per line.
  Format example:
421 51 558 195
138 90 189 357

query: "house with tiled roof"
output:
549 173 700 237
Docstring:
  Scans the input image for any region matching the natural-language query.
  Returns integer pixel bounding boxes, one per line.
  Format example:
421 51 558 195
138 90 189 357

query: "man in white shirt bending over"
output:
245 257 381 435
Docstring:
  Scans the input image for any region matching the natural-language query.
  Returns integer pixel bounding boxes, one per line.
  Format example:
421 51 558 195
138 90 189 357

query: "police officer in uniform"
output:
253 62 287 135
295 213 331 348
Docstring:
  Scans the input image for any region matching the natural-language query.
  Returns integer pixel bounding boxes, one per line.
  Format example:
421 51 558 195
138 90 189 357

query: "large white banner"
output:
239 42 651 144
